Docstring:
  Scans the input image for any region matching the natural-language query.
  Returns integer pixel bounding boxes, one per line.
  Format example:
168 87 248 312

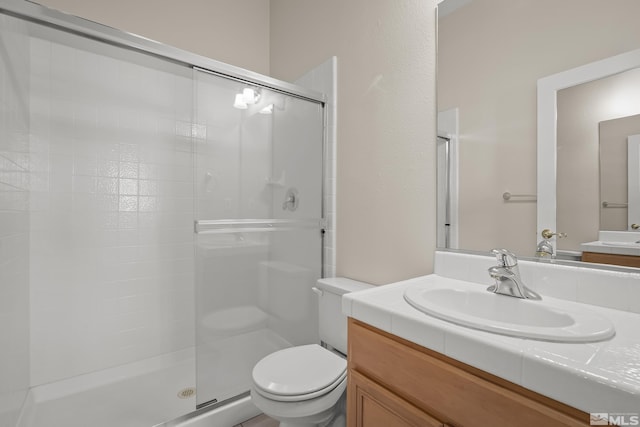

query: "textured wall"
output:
36 0 270 75
270 0 438 285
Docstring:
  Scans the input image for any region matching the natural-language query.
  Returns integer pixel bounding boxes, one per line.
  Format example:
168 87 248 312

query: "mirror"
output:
437 0 640 269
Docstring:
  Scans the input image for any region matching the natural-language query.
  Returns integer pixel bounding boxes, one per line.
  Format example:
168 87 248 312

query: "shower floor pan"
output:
17 349 196 427
15 342 267 427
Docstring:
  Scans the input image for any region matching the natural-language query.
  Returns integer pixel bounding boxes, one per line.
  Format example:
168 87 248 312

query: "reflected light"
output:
233 93 247 109
259 104 273 115
606 90 640 118
242 88 260 104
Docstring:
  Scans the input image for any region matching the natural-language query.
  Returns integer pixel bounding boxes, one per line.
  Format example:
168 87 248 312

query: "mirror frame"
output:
537 48 640 253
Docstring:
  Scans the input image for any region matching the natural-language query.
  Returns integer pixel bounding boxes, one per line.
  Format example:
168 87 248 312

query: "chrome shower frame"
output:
0 0 325 104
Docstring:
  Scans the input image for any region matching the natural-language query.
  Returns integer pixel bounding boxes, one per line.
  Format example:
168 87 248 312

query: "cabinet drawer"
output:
348 319 588 427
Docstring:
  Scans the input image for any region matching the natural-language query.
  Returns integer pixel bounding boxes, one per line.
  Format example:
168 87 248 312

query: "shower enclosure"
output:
0 1 327 426
193 69 324 408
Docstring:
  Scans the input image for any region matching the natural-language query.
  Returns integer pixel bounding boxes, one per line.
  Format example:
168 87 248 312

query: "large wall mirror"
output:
437 0 640 270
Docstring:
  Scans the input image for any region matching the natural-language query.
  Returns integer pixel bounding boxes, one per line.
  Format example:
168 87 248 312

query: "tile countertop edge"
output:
342 274 640 415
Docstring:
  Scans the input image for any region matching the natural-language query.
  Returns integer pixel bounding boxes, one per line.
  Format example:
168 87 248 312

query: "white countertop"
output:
581 240 640 256
581 230 640 256
342 274 640 414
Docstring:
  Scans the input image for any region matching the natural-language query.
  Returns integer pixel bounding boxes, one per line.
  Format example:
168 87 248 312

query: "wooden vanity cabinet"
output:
347 319 590 427
582 251 640 268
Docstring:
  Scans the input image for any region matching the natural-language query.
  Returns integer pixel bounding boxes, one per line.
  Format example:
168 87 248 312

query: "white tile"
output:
97 160 119 178
118 179 138 196
444 329 525 385
390 309 446 353
435 251 493 284
628 280 640 314
521 351 627 413
350 300 392 332
575 268 631 311
524 262 578 301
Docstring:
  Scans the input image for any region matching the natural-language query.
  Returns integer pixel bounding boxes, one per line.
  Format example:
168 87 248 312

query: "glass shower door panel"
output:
194 70 324 407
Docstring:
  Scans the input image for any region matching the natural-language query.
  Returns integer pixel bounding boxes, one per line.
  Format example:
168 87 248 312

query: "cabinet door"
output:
348 369 443 427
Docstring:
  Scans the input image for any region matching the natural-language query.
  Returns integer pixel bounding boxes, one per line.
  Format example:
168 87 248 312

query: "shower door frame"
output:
0 0 325 104
192 66 327 409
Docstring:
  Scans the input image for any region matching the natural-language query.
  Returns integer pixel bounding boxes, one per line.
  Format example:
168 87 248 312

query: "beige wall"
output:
438 0 640 256
36 0 271 75
271 0 438 285
35 0 438 285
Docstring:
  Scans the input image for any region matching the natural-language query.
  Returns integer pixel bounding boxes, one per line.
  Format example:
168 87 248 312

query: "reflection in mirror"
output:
437 0 640 270
599 115 640 231
556 68 640 252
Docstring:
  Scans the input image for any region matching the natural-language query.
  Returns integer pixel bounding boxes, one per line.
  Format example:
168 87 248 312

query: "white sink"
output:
403 279 615 343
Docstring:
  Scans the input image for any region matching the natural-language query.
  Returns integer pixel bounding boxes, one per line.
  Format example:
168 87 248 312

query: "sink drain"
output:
177 387 196 399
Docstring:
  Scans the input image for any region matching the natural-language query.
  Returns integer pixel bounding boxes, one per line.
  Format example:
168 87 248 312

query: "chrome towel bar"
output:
502 192 537 202
601 201 628 208
194 218 326 234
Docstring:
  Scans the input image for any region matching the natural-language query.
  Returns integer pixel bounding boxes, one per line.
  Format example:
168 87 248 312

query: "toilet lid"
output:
252 344 347 398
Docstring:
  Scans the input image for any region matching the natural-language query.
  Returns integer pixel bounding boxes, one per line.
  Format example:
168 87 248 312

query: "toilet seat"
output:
252 344 347 402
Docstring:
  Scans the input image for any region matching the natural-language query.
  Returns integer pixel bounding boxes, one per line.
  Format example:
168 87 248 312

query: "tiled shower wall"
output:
28 34 195 386
0 14 31 426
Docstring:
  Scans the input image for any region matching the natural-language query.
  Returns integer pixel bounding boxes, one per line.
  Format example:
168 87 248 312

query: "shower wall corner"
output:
0 11 31 427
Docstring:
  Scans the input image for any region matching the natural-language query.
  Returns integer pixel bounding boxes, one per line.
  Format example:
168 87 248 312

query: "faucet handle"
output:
541 229 567 239
490 248 518 267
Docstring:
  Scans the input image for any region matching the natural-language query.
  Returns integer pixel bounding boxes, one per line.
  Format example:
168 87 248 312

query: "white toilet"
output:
250 277 372 427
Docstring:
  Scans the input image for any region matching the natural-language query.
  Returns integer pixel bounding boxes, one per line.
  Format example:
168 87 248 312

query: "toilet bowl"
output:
251 344 346 427
249 278 373 427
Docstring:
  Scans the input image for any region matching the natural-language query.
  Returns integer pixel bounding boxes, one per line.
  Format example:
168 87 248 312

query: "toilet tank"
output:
315 277 373 354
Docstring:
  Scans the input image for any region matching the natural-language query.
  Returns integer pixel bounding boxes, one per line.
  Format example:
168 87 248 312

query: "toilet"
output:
250 277 373 427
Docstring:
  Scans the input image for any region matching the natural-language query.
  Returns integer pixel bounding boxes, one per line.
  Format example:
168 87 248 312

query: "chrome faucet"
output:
487 249 541 300
535 238 554 258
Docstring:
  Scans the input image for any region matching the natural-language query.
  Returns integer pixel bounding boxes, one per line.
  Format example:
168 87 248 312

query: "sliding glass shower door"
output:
193 70 324 407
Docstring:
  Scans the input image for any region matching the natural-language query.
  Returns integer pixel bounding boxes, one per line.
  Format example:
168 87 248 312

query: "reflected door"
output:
193 69 324 407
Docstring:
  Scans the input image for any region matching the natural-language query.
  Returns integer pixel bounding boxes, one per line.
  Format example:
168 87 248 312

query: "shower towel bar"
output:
502 192 537 202
194 218 326 234
601 201 628 208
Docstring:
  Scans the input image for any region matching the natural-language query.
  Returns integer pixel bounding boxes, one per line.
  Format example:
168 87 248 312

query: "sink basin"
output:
403 278 615 342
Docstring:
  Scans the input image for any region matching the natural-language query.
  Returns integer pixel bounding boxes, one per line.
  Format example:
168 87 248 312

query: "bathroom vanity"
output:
581 251 640 268
347 319 587 426
343 250 640 427
581 231 640 268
